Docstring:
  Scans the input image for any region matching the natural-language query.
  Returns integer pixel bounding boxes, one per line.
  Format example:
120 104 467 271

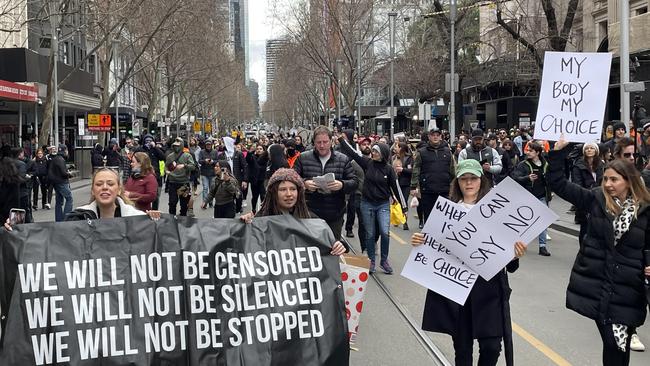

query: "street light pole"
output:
336 59 342 127
389 11 397 140
620 0 630 129
271 88 275 126
53 27 60 147
113 40 120 142
356 41 362 132
449 0 457 140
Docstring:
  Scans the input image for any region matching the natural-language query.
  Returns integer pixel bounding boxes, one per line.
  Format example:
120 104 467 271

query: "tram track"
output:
344 239 452 366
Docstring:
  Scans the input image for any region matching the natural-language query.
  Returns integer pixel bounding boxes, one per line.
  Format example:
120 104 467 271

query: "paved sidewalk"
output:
548 196 580 236
31 179 91 222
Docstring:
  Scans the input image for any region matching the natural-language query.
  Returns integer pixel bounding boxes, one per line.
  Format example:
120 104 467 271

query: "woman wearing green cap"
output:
411 158 527 366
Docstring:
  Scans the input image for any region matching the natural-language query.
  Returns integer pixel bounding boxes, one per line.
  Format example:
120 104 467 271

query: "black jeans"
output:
214 201 236 218
33 177 50 208
326 216 344 241
250 180 266 213
167 182 190 216
355 195 367 251
420 192 447 224
596 321 634 366
345 194 357 232
20 194 33 223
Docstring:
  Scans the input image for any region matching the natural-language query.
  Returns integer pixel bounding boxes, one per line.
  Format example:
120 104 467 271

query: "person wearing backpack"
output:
165 137 196 216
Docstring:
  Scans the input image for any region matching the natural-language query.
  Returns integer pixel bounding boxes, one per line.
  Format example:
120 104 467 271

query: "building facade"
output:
265 38 289 99
0 0 100 147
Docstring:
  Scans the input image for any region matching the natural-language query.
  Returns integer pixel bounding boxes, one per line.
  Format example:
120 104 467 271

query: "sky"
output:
249 0 286 103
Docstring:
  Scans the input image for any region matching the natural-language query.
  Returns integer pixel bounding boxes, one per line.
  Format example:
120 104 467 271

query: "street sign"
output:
445 73 459 92
87 114 100 127
193 120 201 132
133 119 142 137
78 118 85 136
88 114 112 132
624 82 646 92
205 120 212 133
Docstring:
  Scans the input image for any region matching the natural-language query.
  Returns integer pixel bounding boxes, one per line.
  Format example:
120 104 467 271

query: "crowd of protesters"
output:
3 118 650 366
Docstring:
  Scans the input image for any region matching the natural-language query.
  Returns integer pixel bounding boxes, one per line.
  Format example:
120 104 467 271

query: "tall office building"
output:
248 79 260 117
265 38 289 99
230 0 250 85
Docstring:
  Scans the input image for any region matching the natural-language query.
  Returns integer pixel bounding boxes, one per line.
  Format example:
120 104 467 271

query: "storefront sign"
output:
0 80 38 102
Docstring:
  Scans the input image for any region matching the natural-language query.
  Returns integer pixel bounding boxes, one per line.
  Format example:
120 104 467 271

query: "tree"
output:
495 0 581 68
273 0 386 119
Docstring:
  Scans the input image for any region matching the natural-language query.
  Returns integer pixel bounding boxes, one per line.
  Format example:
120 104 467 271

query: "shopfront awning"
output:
0 80 38 102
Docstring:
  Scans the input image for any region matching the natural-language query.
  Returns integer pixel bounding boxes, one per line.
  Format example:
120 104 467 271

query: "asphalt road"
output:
32 180 650 365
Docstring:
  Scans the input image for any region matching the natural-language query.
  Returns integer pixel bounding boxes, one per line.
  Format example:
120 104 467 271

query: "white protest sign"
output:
439 177 559 280
401 197 479 305
534 52 612 143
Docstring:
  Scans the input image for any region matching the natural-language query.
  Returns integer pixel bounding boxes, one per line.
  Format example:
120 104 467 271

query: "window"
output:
598 20 608 42
60 42 69 65
79 49 86 70
88 54 96 75
636 7 648 16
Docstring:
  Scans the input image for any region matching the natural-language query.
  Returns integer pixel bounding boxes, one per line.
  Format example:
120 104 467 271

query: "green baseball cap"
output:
456 159 483 178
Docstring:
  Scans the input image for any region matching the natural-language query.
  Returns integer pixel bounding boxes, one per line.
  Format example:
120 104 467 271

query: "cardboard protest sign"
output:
439 177 559 280
0 215 349 366
534 51 612 143
401 197 479 305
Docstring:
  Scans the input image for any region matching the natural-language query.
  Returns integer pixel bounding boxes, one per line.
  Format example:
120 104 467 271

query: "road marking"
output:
512 322 572 366
390 231 408 245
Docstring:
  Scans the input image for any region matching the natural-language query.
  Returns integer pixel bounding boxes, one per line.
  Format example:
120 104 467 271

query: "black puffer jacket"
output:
571 158 604 224
548 148 649 327
293 149 358 222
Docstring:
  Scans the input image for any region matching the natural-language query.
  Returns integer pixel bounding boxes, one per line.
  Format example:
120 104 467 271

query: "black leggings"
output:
596 321 634 366
452 334 502 366
33 177 50 207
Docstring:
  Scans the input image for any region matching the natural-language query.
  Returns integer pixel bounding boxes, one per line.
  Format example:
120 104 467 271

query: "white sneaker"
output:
242 202 248 208
631 334 645 352
546 234 552 241
45 203 51 209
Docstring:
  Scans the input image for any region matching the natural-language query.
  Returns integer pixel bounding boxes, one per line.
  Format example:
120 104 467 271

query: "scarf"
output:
611 196 636 351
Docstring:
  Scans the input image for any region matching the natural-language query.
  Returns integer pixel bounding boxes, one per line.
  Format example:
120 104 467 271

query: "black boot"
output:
539 247 551 256
403 223 409 230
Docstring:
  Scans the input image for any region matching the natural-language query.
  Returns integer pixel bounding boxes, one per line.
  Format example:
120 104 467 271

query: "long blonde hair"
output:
90 168 133 205
602 159 650 216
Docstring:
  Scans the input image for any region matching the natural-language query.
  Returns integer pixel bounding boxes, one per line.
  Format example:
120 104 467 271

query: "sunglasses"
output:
623 153 636 158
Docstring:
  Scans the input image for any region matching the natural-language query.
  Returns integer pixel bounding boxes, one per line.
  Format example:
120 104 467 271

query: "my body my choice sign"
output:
534 51 612 143
0 216 349 365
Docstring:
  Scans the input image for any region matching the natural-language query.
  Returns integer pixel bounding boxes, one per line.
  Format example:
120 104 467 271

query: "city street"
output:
33 180 650 366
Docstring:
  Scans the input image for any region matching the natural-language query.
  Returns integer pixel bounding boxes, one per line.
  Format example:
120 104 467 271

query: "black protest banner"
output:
0 215 349 365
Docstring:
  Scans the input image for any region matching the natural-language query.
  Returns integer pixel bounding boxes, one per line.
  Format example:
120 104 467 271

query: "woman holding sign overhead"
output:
411 159 527 366
550 136 650 366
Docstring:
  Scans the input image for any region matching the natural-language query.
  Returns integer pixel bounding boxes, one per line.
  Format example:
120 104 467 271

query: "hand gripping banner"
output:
0 215 349 365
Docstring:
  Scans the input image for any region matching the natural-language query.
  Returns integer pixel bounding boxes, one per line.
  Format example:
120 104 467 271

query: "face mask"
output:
173 145 182 153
